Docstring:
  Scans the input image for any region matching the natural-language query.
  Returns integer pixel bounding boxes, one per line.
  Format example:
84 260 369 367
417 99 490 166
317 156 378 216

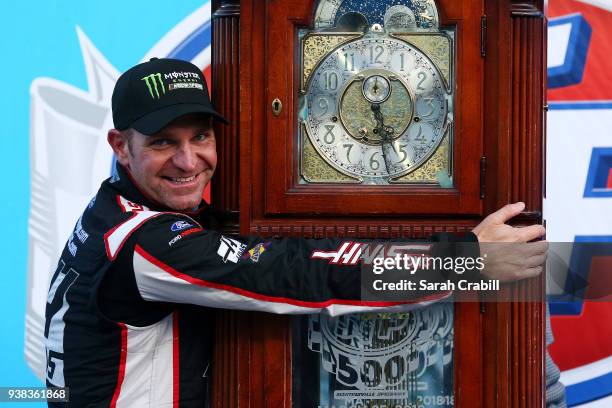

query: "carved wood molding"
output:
505 9 546 404
249 220 477 238
482 1 546 405
511 1 544 17
211 311 239 407
212 0 240 17
510 13 545 211
211 2 241 234
210 4 242 407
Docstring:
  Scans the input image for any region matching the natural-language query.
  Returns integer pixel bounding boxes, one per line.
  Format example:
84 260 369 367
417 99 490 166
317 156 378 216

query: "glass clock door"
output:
292 302 454 407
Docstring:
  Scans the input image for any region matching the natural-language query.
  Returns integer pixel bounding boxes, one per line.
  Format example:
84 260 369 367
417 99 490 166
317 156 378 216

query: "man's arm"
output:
123 214 466 316
107 202 545 316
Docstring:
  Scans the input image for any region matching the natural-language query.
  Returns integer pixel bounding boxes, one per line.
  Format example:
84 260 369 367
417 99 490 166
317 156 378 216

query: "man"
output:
44 58 547 407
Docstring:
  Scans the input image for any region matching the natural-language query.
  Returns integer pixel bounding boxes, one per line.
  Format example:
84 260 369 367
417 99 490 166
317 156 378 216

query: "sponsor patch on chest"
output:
170 220 194 232
241 242 272 263
168 227 202 246
217 236 247 263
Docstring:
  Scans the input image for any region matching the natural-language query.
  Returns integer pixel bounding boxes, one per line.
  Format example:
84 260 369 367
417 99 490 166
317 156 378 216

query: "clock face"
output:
304 36 449 181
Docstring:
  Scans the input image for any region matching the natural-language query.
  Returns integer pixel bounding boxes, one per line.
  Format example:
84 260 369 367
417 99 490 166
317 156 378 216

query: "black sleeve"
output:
129 213 478 316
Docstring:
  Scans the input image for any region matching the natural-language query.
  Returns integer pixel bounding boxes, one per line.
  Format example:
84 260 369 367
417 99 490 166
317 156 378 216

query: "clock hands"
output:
371 103 395 173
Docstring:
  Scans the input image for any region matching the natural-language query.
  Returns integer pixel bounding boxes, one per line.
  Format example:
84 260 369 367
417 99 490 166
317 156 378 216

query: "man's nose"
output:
172 144 197 172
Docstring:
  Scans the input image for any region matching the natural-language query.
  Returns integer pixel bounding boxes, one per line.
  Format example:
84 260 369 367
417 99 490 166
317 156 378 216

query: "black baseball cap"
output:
112 58 228 135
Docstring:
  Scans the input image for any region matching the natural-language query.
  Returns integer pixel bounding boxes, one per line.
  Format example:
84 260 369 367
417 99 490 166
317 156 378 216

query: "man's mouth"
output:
163 175 197 184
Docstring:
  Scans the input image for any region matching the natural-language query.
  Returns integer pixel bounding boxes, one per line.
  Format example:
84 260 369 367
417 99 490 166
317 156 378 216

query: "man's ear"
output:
107 129 130 166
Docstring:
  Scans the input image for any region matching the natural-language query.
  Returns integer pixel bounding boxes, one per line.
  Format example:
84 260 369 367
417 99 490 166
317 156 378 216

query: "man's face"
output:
113 114 217 211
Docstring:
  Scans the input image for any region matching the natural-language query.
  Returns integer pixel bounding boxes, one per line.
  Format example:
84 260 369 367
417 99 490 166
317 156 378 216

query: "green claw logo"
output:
141 73 165 99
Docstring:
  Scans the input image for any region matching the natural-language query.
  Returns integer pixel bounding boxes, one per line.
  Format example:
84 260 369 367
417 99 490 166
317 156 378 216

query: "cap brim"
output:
131 103 229 135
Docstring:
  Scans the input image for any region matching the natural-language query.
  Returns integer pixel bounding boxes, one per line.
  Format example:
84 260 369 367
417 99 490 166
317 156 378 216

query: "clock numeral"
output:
417 72 428 91
323 72 338 91
343 53 355 71
400 53 405 71
393 144 408 162
422 97 435 117
413 126 426 144
317 97 329 117
323 125 336 144
343 144 354 163
369 152 381 171
369 45 384 64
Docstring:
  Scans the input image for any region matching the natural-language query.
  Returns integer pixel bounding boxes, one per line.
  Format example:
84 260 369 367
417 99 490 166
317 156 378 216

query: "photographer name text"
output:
372 278 499 292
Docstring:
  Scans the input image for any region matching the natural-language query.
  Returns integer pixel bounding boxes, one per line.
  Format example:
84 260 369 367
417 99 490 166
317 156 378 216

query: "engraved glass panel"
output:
292 302 454 408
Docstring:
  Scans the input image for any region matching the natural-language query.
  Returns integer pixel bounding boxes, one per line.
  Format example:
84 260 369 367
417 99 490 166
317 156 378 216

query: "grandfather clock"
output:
211 0 546 406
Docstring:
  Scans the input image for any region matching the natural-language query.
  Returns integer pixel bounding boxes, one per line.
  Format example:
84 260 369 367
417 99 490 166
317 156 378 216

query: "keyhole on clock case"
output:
272 98 282 116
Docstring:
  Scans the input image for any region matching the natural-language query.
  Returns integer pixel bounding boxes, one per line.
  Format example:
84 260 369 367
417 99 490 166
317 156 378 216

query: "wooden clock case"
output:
209 0 547 406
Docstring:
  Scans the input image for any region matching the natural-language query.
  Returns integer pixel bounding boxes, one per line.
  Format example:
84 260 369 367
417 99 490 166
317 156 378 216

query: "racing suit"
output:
44 163 477 407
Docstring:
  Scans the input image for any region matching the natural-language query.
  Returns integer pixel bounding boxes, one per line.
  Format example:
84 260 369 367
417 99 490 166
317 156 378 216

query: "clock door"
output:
262 0 483 217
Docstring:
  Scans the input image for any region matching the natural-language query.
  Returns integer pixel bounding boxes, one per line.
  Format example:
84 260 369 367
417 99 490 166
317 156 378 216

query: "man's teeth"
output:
168 176 195 183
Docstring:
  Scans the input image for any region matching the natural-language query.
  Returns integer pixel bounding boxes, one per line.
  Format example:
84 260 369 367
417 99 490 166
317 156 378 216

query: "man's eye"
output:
194 133 211 141
151 139 170 147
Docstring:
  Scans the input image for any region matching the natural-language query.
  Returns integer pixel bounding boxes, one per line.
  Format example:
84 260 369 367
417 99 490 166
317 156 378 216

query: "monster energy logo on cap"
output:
111 58 228 133
141 73 165 99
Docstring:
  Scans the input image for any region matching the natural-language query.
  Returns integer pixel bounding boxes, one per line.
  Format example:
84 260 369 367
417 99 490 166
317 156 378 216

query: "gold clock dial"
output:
340 71 413 146
304 36 449 181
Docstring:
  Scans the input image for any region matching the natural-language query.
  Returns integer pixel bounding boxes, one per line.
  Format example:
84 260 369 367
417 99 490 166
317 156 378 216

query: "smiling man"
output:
108 114 217 211
43 58 549 407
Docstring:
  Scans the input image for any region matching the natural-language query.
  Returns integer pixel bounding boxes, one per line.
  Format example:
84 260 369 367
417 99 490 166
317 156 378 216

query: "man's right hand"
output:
472 202 548 282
